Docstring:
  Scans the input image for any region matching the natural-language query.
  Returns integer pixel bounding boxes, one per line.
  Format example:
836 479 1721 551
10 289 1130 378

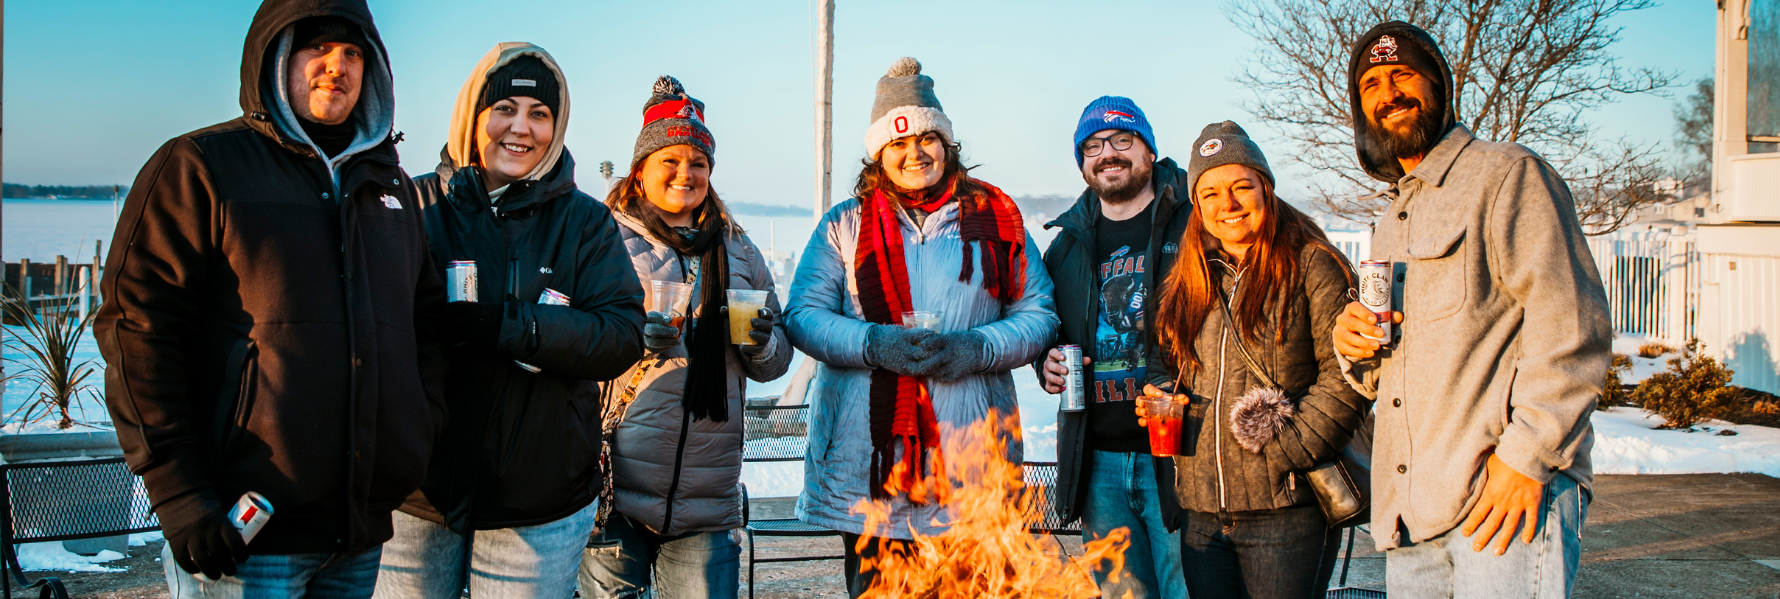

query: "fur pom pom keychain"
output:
1231 386 1294 454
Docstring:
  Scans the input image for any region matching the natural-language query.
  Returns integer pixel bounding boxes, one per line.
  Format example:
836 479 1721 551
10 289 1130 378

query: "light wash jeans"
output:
163 544 381 599
371 499 598 599
1080 450 1187 599
1386 473 1590 599
578 512 742 599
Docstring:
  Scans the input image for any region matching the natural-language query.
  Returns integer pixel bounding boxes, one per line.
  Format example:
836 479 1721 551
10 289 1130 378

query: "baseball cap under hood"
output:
1348 21 1457 183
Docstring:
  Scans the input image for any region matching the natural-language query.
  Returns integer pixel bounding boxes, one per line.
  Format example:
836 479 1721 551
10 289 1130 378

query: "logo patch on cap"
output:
1199 138 1224 157
1102 110 1136 124
1370 35 1399 64
512 79 538 87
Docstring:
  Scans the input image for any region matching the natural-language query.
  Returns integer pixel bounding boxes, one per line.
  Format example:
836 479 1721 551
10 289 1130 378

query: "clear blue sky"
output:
3 0 1716 207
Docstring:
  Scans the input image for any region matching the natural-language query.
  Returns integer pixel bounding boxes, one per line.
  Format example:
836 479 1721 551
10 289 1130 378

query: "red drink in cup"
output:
1138 397 1185 457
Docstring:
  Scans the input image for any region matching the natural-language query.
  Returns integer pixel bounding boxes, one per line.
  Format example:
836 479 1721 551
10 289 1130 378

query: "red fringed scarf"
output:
854 175 1027 502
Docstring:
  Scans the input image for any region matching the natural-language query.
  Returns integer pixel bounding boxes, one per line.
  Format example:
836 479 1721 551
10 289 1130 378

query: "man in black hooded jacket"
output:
96 0 446 595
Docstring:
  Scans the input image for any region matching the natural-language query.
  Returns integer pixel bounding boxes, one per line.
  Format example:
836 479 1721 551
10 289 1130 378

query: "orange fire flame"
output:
850 411 1132 599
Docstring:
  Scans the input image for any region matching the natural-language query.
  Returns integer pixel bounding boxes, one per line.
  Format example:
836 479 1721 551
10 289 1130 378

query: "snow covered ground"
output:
14 532 161 572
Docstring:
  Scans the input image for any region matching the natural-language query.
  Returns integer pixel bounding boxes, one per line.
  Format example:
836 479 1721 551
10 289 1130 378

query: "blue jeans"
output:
1080 450 1187 599
163 544 381 599
578 512 741 599
371 499 598 599
1386 473 1590 599
1179 504 1340 599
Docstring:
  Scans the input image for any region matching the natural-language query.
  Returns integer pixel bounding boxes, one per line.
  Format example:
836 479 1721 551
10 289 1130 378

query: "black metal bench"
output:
739 404 836 599
0 456 160 599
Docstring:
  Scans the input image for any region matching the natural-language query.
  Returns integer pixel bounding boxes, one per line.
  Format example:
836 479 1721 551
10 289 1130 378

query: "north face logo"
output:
380 195 402 209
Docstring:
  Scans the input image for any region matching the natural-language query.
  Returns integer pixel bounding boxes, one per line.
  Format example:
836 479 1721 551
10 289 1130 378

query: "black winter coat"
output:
400 149 645 532
96 0 448 555
1148 245 1369 514
1040 158 1192 528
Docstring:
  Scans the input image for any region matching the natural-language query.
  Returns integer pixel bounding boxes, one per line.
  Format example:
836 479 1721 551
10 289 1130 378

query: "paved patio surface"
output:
28 474 1780 598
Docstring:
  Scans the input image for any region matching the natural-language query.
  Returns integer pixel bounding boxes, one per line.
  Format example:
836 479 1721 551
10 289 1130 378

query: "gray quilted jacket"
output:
786 197 1058 539
607 210 793 536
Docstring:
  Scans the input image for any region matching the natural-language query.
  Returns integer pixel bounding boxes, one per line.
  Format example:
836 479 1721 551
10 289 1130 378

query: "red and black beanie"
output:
632 76 714 166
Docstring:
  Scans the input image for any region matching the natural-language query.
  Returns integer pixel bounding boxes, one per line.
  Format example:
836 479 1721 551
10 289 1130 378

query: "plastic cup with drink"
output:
900 310 941 330
1137 395 1186 457
649 280 694 332
726 289 770 345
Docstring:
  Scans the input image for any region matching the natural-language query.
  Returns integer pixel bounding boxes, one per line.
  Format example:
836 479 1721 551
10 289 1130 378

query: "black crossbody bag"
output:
1217 288 1373 529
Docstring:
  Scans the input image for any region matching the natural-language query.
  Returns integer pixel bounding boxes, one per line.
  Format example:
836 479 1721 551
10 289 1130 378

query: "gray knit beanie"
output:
632 75 714 166
863 57 955 158
1186 121 1275 195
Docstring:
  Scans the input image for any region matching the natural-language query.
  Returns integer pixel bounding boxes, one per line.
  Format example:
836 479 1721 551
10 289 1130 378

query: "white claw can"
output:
1060 345 1086 412
447 261 479 303
515 288 572 373
1357 261 1393 342
227 491 274 545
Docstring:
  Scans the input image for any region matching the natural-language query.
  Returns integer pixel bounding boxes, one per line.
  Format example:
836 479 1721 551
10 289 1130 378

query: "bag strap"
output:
1215 284 1281 390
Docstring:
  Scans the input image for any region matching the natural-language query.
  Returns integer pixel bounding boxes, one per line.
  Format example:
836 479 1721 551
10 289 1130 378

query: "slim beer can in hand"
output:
515 288 571 373
1357 260 1393 342
447 261 479 303
1059 345 1086 412
192 492 274 581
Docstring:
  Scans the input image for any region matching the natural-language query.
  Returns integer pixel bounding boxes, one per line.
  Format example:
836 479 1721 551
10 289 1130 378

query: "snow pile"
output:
14 542 126 573
1592 407 1780 478
1611 334 1674 386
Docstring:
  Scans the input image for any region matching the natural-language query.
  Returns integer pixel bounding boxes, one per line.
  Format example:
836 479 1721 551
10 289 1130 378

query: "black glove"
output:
156 491 248 580
865 325 943 376
913 331 990 382
644 311 682 352
739 307 777 357
439 301 505 347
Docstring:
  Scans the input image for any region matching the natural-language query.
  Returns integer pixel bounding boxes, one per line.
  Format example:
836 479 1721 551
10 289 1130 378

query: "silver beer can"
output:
227 491 274 545
1357 260 1393 342
1060 344 1086 412
515 289 572 374
447 261 478 303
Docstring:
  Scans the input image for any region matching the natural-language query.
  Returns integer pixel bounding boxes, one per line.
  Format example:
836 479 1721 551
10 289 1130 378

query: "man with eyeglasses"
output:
1038 96 1191 599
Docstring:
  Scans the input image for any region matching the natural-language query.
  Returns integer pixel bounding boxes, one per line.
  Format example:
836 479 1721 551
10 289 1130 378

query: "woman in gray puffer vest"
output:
578 77 792 599
1140 122 1369 599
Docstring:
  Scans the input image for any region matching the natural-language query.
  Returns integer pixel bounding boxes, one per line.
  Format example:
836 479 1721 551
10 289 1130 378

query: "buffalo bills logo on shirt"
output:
1199 138 1224 157
1102 110 1136 124
1370 35 1400 64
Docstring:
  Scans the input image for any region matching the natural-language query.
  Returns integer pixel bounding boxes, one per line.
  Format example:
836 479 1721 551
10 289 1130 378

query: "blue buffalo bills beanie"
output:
1074 96 1157 167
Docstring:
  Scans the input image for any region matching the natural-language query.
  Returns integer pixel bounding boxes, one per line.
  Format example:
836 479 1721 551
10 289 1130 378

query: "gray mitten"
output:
917 331 990 382
739 307 777 357
866 325 943 376
644 311 682 351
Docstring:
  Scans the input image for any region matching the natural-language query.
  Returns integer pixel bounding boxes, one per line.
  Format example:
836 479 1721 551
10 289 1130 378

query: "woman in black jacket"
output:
371 43 645 599
1139 122 1368 599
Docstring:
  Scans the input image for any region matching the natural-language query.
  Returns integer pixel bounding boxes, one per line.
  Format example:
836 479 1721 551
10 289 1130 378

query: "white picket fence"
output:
1586 230 1699 348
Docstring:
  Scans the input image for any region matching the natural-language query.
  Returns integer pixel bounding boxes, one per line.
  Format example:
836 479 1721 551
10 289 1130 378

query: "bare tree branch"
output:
1228 0 1678 233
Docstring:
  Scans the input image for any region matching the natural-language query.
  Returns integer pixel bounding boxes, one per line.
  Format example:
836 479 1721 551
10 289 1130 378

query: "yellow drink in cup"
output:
727 289 770 345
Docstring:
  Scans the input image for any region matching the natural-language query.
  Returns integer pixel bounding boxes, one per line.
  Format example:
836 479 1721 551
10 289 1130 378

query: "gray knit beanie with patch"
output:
632 75 715 167
1186 121 1275 195
863 57 955 158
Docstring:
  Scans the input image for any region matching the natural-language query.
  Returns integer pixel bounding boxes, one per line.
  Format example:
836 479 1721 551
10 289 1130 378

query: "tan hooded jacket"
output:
446 43 570 180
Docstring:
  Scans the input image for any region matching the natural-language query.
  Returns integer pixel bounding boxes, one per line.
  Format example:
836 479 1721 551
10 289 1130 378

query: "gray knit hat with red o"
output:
632 76 714 166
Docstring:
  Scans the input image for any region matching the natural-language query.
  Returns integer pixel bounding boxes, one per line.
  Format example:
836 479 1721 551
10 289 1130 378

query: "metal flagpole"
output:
814 0 834 222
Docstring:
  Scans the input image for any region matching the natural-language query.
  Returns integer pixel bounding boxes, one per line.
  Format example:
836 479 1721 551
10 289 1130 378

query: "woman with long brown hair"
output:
579 76 792 599
1139 121 1368 599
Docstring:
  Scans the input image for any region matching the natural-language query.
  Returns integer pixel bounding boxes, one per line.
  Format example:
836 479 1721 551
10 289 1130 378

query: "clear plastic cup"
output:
726 289 770 345
900 310 941 330
649 280 694 330
1138 397 1186 457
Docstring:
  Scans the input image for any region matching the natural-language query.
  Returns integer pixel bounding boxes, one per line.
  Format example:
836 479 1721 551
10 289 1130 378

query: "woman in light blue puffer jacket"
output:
784 57 1058 598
